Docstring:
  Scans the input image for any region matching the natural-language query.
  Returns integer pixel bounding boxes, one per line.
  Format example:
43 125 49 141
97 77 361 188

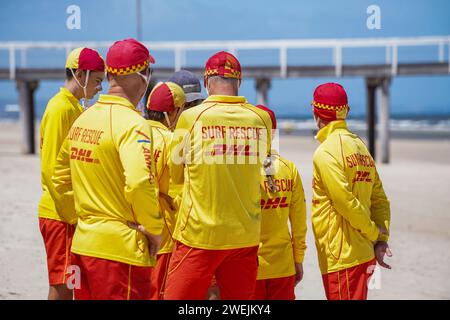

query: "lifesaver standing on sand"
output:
310 82 392 300
38 47 104 300
51 38 163 300
163 51 273 300
253 104 308 300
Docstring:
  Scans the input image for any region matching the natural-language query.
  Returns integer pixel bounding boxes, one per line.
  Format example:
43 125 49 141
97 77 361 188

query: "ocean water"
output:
1 99 450 139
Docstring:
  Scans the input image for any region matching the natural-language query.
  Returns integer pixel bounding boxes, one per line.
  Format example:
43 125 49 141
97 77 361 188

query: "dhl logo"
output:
70 147 99 164
353 170 372 183
208 144 258 156
260 197 289 209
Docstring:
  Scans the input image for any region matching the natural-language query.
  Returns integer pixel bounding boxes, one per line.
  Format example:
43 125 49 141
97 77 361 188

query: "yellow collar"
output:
147 120 170 131
60 87 82 110
316 120 349 143
203 95 247 104
97 94 136 110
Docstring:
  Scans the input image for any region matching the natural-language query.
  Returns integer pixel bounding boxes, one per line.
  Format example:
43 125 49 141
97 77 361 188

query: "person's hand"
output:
127 222 161 257
374 241 393 269
295 263 303 285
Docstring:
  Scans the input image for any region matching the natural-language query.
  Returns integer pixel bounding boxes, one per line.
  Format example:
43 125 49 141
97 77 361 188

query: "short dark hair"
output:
147 110 165 122
65 68 85 80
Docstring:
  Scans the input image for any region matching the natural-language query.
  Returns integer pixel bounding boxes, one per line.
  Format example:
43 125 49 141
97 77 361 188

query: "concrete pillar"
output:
17 80 39 154
379 77 391 164
256 78 271 106
366 78 377 159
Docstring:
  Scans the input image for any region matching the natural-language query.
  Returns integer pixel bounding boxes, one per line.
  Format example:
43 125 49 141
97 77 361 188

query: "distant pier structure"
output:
1 36 450 162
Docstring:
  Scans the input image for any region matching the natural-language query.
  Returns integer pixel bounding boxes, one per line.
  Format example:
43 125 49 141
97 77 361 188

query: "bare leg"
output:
48 285 73 300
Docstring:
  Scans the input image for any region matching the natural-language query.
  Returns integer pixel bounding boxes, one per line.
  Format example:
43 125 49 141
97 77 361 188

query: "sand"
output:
0 121 449 299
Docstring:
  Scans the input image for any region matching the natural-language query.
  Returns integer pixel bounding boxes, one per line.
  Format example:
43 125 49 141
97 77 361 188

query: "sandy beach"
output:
0 120 449 300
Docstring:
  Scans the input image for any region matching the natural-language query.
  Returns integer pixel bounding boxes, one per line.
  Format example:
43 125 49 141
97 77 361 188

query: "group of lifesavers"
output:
38 38 392 300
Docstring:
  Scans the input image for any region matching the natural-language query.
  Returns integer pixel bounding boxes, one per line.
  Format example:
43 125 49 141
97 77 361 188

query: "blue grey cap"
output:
168 70 204 103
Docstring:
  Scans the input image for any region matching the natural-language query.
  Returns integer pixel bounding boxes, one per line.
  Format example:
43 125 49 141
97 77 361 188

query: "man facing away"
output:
253 104 307 300
164 51 273 300
310 82 392 300
39 47 104 300
144 81 186 299
51 38 163 300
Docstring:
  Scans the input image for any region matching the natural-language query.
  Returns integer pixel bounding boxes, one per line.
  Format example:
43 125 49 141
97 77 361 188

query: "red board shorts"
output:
322 258 377 300
39 217 75 286
164 241 258 300
150 253 172 300
253 275 296 300
71 253 153 300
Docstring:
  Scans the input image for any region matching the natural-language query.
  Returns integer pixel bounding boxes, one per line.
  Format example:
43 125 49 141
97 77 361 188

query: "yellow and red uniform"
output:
39 46 104 288
147 119 181 299
146 81 187 299
312 120 390 299
164 94 272 300
39 87 83 223
38 87 83 285
52 94 163 299
53 94 162 266
255 153 307 300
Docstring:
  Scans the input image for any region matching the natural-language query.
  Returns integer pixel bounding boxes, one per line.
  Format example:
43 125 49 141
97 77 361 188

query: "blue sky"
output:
0 0 449 117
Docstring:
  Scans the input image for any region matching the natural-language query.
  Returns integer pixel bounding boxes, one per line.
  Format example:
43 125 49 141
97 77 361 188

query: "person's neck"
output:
208 87 238 96
108 86 139 106
64 81 83 101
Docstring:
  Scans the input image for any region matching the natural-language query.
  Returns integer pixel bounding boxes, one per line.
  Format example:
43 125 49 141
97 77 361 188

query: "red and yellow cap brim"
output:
312 100 349 121
106 59 150 76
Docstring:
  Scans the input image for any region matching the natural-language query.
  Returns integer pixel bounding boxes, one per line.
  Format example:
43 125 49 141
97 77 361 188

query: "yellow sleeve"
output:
118 122 163 235
169 113 189 185
51 137 77 224
40 104 70 201
289 165 307 263
314 150 380 241
370 170 391 242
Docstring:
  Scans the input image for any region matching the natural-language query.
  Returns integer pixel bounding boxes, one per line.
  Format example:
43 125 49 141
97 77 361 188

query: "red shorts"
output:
39 218 75 286
164 241 258 300
322 258 377 300
253 275 296 300
71 254 153 300
150 253 172 300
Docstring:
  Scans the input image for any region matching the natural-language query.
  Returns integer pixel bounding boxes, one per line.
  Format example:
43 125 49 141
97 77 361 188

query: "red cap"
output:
106 38 155 76
65 47 105 72
204 51 241 87
312 83 349 122
256 104 277 130
147 82 186 112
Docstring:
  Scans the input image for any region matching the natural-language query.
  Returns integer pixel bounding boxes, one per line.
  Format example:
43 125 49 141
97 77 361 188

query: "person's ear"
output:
238 79 241 88
75 69 84 81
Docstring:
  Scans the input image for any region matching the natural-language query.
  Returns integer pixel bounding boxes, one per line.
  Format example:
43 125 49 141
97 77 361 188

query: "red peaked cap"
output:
256 104 277 130
204 51 241 87
106 38 155 76
312 82 349 122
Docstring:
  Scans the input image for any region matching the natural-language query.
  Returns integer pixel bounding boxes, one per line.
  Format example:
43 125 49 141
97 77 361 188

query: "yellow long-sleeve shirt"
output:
170 95 272 250
147 120 180 255
257 153 307 280
39 87 83 223
52 94 163 267
312 120 390 275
